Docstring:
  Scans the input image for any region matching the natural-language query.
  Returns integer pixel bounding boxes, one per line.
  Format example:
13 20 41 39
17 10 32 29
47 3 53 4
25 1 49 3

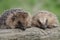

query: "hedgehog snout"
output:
15 21 25 30
40 25 47 30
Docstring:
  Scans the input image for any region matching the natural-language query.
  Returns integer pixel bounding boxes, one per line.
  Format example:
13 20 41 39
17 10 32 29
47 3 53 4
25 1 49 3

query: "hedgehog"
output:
32 11 59 30
0 8 32 30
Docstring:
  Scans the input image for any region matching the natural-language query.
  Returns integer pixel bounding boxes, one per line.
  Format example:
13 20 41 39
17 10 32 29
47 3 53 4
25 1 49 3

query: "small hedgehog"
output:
32 11 59 30
0 8 32 30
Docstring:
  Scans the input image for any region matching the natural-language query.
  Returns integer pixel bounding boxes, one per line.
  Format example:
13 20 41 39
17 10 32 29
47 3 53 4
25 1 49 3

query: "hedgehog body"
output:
0 8 32 30
32 11 59 29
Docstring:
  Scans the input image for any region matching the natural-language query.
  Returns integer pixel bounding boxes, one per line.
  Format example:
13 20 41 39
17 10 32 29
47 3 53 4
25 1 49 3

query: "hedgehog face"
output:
38 18 48 29
12 12 28 30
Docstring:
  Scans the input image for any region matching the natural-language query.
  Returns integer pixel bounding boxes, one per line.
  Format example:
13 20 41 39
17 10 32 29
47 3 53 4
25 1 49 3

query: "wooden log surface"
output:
0 27 60 40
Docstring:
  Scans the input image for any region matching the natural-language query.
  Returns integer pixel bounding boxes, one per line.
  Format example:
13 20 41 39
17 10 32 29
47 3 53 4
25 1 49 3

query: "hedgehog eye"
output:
12 16 17 21
45 19 48 25
37 20 42 25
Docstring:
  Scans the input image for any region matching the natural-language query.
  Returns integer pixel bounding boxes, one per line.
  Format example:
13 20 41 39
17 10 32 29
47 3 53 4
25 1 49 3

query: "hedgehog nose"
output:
15 25 25 30
18 26 25 30
40 26 47 30
41 27 46 30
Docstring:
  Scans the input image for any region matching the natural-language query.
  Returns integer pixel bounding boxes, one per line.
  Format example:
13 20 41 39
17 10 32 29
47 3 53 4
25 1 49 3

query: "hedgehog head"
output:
5 9 31 30
38 18 48 29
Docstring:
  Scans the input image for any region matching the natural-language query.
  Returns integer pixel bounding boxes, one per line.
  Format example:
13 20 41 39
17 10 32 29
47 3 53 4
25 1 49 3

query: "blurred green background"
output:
0 0 60 22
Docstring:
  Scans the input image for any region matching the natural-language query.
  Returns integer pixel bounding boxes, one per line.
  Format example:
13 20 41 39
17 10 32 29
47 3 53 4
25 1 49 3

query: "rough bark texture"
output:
0 27 60 40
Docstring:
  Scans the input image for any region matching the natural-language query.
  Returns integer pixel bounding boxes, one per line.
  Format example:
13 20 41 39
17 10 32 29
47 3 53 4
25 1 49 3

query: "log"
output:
0 27 60 40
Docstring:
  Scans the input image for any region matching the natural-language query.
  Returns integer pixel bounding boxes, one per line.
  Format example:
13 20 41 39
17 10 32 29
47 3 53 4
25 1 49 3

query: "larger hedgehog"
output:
0 8 32 30
32 11 59 30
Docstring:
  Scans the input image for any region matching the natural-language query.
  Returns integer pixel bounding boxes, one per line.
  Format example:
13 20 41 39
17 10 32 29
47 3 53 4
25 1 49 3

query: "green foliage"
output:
0 0 60 21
